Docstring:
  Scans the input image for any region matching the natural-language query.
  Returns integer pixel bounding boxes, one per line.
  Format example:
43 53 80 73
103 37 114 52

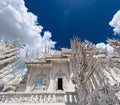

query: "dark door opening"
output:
58 78 63 90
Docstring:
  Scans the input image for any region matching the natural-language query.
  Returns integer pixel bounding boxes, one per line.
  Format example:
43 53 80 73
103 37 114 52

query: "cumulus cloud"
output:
106 44 114 54
96 43 106 49
42 31 56 48
109 10 120 35
0 0 56 50
96 43 114 54
0 0 56 75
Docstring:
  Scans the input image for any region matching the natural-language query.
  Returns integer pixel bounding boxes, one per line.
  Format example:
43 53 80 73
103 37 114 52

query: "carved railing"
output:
0 92 77 104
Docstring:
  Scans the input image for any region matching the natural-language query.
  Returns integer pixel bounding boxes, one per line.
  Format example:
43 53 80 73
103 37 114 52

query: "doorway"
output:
58 78 63 90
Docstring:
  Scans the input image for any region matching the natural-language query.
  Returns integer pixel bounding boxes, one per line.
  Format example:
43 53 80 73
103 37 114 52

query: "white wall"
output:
26 61 75 93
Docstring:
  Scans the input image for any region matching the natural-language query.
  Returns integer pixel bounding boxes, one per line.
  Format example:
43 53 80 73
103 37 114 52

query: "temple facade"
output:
0 38 120 105
25 48 75 93
0 40 78 104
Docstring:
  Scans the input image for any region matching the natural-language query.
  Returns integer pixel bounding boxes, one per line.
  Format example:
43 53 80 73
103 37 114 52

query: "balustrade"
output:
0 92 77 104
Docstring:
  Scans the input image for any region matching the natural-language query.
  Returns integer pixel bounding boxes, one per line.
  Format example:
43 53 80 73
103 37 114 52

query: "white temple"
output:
0 37 120 105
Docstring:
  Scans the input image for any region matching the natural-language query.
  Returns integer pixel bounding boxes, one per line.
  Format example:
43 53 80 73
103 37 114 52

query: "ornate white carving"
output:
71 37 120 105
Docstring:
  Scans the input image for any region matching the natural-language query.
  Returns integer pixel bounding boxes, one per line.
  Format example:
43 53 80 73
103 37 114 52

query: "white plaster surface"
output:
2 103 66 105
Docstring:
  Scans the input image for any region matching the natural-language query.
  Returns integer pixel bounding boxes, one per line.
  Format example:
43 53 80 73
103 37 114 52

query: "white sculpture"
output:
71 37 120 105
0 37 120 105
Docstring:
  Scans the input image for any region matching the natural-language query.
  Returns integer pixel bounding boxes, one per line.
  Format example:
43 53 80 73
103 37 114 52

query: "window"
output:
35 78 43 90
58 78 63 90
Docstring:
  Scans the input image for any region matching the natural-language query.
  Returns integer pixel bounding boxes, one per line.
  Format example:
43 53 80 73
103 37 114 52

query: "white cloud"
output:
0 0 56 50
109 10 120 35
96 43 106 49
0 0 56 75
96 43 114 54
42 31 56 48
106 44 114 54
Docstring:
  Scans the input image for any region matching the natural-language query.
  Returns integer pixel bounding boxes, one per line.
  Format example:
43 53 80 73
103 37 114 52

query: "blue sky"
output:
24 0 120 49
